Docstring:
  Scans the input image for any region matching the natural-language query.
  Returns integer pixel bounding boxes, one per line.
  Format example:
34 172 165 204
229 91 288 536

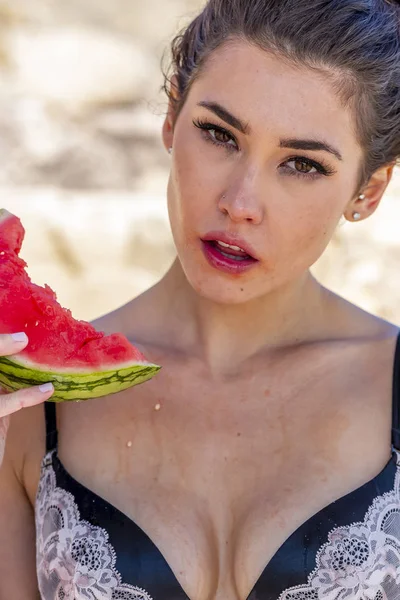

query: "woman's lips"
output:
201 239 258 275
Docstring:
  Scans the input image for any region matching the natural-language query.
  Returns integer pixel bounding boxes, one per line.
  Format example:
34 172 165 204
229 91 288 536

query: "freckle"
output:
155 403 161 411
126 441 132 448
237 432 241 437
240 288 244 292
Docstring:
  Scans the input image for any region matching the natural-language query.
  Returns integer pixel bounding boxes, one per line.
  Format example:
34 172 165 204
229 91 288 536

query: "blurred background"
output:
0 0 399 323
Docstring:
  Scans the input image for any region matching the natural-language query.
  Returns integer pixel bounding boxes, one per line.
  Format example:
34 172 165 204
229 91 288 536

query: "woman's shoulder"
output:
324 288 399 343
91 289 162 341
90 289 178 360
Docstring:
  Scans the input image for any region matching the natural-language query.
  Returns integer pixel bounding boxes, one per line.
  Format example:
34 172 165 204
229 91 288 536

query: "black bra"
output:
35 333 400 600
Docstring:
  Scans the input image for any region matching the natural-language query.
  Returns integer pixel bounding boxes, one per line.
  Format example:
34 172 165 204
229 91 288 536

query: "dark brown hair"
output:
161 0 400 194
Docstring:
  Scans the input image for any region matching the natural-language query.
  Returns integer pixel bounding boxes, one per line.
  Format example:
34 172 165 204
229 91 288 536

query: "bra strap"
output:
392 331 400 450
44 402 58 453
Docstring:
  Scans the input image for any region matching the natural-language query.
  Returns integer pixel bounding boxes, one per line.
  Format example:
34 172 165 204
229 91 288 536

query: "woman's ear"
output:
162 75 180 153
344 162 396 222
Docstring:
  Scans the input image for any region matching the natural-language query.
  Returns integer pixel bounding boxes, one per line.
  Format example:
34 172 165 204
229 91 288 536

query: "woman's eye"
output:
210 128 234 145
288 159 316 174
193 119 237 151
282 157 334 179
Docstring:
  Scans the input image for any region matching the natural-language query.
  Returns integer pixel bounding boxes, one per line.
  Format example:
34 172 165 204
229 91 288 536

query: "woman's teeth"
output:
216 240 246 253
214 240 251 261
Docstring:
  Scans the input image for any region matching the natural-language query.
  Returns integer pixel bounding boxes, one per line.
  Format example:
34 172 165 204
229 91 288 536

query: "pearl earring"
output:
352 212 361 221
359 194 366 200
168 147 173 155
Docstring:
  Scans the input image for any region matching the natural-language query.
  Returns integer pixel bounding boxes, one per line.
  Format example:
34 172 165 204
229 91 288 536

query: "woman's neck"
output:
153 259 329 372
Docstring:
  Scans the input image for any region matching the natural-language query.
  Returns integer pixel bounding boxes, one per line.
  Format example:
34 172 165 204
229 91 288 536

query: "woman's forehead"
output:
194 43 342 115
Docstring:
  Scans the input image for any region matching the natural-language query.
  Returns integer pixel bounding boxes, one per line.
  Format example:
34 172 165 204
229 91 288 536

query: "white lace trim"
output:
35 450 153 600
280 450 400 600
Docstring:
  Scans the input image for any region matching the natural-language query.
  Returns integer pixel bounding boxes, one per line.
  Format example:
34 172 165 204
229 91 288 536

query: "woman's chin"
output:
173 252 265 305
185 272 259 305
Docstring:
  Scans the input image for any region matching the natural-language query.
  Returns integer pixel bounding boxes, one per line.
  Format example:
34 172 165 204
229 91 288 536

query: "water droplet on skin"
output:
126 441 132 448
155 404 161 411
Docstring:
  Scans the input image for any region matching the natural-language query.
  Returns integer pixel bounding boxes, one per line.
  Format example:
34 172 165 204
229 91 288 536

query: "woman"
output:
1 0 400 598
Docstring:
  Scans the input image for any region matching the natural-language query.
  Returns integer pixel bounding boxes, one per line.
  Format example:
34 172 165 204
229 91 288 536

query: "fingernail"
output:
39 383 54 393
11 332 28 343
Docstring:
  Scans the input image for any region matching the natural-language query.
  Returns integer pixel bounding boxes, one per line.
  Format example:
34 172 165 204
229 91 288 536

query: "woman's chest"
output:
40 364 391 599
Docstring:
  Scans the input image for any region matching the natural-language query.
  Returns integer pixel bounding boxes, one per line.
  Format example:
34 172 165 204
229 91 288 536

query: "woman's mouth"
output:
201 239 258 275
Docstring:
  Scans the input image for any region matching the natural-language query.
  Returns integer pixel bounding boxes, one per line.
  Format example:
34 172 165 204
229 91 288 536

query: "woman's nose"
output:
218 178 264 225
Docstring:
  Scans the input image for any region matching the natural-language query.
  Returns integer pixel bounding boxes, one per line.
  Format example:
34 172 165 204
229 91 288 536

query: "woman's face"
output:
163 41 364 304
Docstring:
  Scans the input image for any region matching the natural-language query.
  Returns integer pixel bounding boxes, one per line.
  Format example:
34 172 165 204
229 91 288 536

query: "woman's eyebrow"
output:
197 101 251 135
279 138 343 162
197 100 343 162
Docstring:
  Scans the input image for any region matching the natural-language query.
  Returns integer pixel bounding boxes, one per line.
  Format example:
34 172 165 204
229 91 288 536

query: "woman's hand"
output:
0 333 54 465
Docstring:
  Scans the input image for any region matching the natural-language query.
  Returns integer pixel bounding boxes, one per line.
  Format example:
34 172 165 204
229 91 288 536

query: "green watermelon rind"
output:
9 352 155 375
0 356 161 403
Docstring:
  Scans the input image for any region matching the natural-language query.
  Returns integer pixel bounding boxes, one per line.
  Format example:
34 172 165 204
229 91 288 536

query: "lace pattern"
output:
35 450 153 600
281 450 400 600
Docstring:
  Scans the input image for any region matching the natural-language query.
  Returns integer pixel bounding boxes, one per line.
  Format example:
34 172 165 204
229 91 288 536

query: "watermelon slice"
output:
0 209 161 402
